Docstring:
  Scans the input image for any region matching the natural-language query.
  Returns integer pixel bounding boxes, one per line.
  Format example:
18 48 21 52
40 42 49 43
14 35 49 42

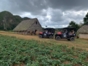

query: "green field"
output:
0 35 88 66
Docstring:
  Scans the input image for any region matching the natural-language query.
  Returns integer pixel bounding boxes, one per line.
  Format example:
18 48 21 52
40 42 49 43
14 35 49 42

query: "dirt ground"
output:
0 31 88 51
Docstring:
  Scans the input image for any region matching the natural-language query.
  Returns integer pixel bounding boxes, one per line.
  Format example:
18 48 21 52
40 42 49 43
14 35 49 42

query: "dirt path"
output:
0 31 88 51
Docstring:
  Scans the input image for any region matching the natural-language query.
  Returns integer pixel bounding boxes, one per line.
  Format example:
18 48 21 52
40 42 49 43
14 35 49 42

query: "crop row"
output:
0 35 88 66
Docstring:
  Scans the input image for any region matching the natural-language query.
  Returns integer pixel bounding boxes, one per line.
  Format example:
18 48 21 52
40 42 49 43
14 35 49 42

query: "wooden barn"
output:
13 18 43 35
77 25 88 39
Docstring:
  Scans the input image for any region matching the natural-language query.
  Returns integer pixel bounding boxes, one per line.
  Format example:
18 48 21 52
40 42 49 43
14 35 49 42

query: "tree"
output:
83 13 88 25
0 11 13 30
68 21 80 31
22 17 30 20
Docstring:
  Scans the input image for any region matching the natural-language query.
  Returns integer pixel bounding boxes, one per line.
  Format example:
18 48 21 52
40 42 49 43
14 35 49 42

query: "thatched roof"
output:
77 25 88 34
13 18 42 31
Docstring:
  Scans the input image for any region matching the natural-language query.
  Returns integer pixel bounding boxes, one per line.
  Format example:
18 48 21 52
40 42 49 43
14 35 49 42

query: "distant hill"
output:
0 11 30 30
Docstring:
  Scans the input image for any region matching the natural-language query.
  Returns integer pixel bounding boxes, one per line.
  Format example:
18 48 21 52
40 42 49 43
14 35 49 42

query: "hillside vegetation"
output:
0 11 30 30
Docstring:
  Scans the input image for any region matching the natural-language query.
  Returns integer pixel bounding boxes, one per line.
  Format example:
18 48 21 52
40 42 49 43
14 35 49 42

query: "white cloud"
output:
63 10 88 24
18 9 88 28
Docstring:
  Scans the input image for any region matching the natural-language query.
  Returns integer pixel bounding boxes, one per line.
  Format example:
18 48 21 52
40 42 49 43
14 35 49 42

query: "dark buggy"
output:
55 27 76 41
39 28 55 39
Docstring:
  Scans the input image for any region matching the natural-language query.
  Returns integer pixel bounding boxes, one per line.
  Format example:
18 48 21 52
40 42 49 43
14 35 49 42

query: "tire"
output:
55 36 61 40
68 37 75 41
39 35 42 38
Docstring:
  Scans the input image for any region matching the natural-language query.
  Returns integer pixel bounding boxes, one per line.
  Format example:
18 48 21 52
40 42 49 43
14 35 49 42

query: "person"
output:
45 30 48 34
34 30 37 35
72 30 75 34
69 30 74 35
63 29 67 37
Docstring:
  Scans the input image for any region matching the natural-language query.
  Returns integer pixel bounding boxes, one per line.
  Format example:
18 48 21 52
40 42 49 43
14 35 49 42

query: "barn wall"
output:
79 34 88 39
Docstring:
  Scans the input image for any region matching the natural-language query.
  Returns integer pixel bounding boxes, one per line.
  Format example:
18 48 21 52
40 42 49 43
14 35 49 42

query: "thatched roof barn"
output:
13 18 43 35
77 25 88 39
77 25 88 34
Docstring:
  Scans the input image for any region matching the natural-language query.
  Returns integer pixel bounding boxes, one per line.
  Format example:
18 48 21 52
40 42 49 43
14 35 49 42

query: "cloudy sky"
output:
0 0 88 28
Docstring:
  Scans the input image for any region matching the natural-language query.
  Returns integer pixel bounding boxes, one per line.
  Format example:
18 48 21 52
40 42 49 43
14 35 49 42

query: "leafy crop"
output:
0 35 88 66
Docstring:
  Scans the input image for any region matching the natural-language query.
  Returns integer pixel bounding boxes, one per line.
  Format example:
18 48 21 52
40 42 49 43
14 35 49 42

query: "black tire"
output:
55 36 61 40
39 35 42 38
68 37 75 41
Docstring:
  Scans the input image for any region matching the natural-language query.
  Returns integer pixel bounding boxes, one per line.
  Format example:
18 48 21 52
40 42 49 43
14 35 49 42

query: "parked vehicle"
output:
39 28 55 38
55 27 76 41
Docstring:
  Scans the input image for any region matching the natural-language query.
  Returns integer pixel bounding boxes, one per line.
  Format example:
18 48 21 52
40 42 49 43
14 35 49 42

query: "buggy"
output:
39 28 55 38
55 27 76 41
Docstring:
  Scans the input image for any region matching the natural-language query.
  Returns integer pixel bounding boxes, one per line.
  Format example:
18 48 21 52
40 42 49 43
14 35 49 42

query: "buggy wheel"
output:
68 37 75 41
39 35 42 38
55 36 61 40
